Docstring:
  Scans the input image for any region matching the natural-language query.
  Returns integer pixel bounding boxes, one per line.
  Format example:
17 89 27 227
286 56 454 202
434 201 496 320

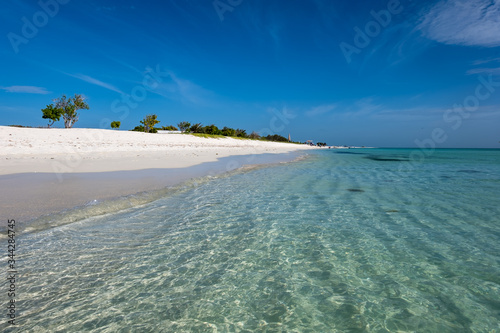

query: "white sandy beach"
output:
0 126 316 223
0 126 314 175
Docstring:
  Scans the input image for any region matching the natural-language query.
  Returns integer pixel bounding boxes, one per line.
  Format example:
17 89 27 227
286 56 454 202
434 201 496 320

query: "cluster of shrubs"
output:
184 122 251 138
132 120 290 142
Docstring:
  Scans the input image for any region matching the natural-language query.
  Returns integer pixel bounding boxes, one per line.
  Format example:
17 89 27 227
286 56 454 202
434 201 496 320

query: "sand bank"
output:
0 126 314 175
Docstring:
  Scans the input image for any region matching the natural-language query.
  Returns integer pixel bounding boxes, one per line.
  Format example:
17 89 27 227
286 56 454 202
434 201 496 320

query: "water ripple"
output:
3 149 500 332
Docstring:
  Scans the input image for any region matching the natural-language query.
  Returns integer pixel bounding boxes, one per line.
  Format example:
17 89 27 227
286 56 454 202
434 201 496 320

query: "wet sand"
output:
1 151 306 227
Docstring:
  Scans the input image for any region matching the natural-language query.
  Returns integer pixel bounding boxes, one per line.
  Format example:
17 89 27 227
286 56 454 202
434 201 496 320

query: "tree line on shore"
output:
38 95 325 144
132 114 292 142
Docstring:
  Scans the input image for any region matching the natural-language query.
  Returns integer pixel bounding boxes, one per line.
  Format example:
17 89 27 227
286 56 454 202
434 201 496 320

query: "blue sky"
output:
1 0 499 147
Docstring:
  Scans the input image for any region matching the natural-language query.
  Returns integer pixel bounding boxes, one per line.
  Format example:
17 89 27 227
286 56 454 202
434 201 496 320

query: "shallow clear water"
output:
5 149 500 332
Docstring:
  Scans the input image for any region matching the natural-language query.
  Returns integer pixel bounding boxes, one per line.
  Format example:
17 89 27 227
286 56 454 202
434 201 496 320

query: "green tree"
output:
221 126 235 137
265 134 288 142
41 94 89 128
203 124 222 135
41 104 63 128
111 121 121 129
56 94 89 128
190 123 203 133
177 121 191 132
162 125 178 131
140 114 160 133
131 125 145 132
235 128 247 138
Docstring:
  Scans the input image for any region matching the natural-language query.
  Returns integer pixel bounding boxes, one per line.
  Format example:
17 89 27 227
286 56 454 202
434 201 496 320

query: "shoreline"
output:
1 152 310 235
0 126 316 230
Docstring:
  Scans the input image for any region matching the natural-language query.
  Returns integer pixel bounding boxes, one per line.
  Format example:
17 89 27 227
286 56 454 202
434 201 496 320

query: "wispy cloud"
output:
153 70 217 107
468 57 500 76
473 57 500 66
469 105 500 118
339 98 385 119
373 104 500 122
235 2 285 50
326 99 441 121
0 106 17 112
373 106 446 121
1 86 51 94
68 73 124 94
305 104 336 117
466 67 500 76
418 0 500 47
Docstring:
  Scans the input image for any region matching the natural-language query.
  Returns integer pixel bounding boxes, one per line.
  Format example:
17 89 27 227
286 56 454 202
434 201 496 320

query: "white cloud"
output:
153 70 217 107
69 73 124 94
418 0 500 47
305 104 336 117
1 86 51 94
374 104 500 122
338 98 385 118
373 106 445 121
473 57 500 65
467 67 500 75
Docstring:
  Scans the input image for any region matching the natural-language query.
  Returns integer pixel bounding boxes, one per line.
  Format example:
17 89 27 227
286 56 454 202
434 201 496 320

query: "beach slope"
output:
0 126 313 174
0 126 315 222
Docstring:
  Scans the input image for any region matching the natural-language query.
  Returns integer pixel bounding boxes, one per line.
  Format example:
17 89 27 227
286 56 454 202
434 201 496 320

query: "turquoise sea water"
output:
4 149 500 332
